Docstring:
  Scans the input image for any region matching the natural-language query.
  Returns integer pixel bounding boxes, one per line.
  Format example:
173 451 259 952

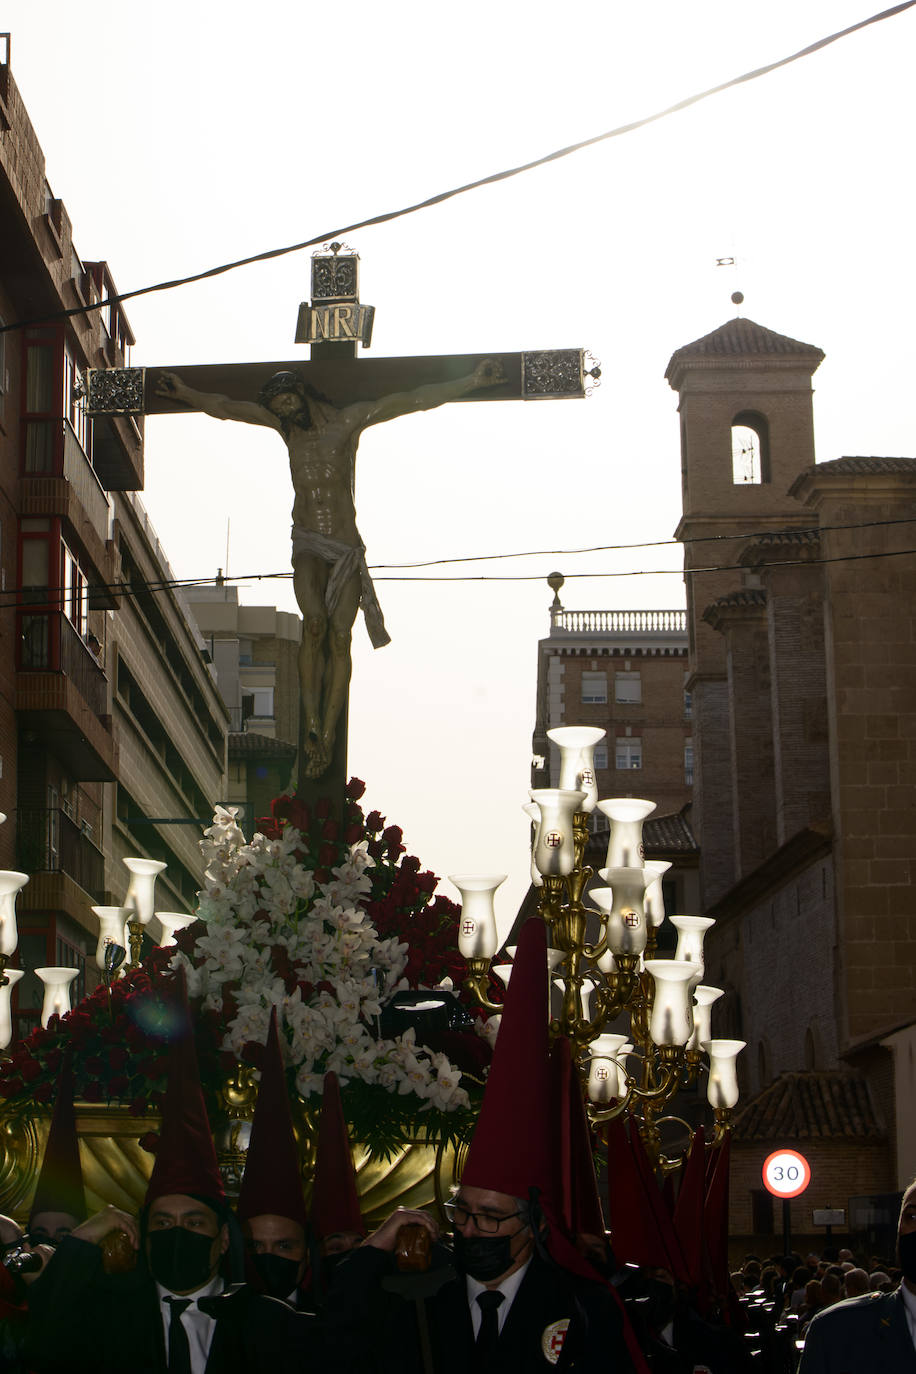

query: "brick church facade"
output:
667 316 916 1253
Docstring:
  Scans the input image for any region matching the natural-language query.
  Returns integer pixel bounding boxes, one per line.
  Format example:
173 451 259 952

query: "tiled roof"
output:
732 1071 885 1143
228 731 297 758
807 456 916 475
666 318 824 379
585 810 698 858
643 810 697 855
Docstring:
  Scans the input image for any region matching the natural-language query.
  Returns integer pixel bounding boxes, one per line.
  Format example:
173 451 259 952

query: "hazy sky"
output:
5 1 914 934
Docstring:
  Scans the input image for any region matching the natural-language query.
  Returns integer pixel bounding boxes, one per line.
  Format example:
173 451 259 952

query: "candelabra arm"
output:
711 1105 733 1147
462 958 503 1014
537 876 566 930
587 1080 640 1126
589 1052 682 1127
126 916 143 969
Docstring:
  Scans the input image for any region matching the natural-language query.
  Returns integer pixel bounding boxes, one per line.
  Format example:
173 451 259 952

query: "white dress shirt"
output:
156 1274 223 1374
466 1258 532 1338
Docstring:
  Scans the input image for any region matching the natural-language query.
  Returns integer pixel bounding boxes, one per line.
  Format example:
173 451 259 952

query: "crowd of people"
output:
0 926 911 1373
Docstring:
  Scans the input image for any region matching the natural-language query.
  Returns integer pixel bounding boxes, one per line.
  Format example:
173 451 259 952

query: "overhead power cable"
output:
3 545 915 615
369 515 916 569
1 2 913 337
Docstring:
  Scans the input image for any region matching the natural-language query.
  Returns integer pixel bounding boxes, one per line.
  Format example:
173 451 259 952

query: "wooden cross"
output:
87 247 595 813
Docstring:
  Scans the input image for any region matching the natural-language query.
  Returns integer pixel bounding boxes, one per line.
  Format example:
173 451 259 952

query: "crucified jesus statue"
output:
156 360 505 781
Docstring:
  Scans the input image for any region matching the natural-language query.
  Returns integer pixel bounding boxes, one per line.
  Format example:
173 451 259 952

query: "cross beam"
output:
87 349 590 417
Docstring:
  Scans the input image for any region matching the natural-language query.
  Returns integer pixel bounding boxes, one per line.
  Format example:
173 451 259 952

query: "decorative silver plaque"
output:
521 350 584 398
87 367 145 415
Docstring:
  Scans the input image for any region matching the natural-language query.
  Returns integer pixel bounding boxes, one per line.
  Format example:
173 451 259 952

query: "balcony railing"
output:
551 609 687 636
63 422 111 544
16 807 105 902
18 612 108 716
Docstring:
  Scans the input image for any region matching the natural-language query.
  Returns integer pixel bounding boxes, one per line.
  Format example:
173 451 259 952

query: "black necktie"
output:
475 1290 505 1358
164 1296 193 1374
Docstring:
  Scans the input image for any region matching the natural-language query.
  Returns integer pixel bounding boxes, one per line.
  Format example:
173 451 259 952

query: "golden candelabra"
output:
455 728 744 1174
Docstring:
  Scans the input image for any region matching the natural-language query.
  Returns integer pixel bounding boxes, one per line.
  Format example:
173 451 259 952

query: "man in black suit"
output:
327 919 646 1372
797 1177 916 1373
25 979 307 1373
331 1188 637 1373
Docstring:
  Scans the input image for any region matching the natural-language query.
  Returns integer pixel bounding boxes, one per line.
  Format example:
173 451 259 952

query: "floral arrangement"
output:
0 781 486 1154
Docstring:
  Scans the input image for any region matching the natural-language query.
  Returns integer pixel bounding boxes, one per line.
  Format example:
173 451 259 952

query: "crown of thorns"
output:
258 371 332 411
259 371 307 406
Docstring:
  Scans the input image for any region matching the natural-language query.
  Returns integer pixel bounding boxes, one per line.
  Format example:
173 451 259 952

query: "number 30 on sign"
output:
762 1149 811 1199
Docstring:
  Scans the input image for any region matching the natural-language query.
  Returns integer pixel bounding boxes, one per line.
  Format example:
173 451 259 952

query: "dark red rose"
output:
344 823 363 844
33 1082 54 1105
346 777 366 800
44 1048 63 1075
271 945 292 980
138 1131 160 1154
365 811 384 833
366 840 385 863
137 1057 162 1079
85 1056 106 1077
128 1095 148 1116
415 871 437 894
108 1076 129 1099
321 819 339 843
221 987 238 1022
82 1081 103 1103
317 844 337 867
20 1059 41 1085
108 1048 129 1072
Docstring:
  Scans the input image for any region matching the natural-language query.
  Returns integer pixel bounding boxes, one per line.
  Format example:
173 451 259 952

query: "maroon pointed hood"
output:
144 971 224 1211
309 1071 364 1240
30 1054 85 1223
237 1009 307 1229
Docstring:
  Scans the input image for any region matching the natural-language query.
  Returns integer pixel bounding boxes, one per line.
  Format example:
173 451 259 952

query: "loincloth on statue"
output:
290 525 391 649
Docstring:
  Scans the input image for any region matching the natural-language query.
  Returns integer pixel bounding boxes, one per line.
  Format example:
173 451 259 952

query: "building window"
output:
251 688 274 718
615 739 642 770
684 688 692 719
593 743 608 771
684 739 694 786
581 671 607 705
63 543 88 637
731 410 770 485
55 936 86 1005
615 672 641 704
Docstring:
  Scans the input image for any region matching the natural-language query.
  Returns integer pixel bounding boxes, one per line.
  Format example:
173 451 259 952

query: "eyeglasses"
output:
443 1201 523 1234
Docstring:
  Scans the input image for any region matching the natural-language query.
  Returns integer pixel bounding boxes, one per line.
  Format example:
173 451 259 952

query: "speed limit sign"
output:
762 1148 811 1199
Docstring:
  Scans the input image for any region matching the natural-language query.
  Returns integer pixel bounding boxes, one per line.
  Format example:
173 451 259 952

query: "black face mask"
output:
252 1252 301 1299
898 1231 916 1282
147 1227 217 1293
452 1229 521 1283
319 1252 348 1286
